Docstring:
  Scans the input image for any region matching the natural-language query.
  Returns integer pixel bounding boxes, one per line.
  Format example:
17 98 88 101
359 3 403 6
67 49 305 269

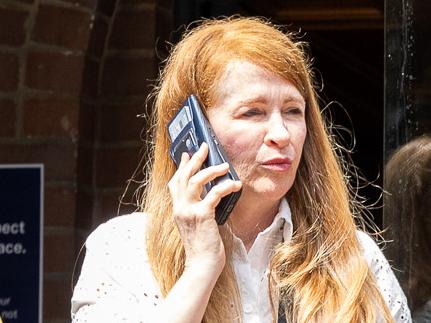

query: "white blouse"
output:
71 199 411 322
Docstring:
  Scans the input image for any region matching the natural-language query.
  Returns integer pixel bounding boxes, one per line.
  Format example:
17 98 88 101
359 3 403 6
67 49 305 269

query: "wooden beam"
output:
275 7 383 30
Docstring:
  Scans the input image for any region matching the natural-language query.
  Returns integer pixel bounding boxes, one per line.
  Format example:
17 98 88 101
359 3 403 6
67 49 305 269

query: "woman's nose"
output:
263 114 290 148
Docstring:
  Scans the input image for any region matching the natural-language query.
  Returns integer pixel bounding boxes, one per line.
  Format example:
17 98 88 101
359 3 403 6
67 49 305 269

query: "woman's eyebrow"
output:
284 92 306 105
286 97 306 106
237 95 305 107
237 96 268 106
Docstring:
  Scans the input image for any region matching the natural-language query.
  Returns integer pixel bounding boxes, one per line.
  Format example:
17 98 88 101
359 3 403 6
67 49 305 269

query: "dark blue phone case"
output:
167 95 242 224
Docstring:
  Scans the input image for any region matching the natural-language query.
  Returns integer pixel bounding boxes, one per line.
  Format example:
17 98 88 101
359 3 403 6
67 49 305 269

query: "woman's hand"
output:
168 143 242 274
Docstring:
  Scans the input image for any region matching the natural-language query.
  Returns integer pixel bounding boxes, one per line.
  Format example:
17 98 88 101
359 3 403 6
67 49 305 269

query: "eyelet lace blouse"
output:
71 199 411 322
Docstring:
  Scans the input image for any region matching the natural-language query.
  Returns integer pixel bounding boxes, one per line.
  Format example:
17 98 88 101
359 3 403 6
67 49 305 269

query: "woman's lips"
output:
260 158 292 171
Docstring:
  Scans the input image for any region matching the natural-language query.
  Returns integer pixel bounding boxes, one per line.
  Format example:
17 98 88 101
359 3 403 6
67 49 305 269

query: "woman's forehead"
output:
212 60 305 105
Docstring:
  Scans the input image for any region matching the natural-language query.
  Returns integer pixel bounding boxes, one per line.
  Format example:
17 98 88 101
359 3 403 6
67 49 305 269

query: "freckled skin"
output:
207 60 307 205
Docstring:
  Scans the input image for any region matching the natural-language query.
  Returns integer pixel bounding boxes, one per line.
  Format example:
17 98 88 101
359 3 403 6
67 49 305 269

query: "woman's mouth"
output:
260 158 292 171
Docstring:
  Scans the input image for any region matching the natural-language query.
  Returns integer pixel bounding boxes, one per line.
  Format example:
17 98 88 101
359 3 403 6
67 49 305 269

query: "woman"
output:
71 17 411 322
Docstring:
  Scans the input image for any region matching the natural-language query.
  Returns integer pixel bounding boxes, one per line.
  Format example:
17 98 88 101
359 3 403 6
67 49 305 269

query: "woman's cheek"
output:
223 140 257 183
220 137 250 160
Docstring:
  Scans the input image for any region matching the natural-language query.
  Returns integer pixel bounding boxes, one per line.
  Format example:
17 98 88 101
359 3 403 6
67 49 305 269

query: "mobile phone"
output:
167 95 242 225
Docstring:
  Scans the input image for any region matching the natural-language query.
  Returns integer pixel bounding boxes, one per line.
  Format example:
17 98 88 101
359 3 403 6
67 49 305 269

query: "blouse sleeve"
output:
71 215 162 322
357 231 412 323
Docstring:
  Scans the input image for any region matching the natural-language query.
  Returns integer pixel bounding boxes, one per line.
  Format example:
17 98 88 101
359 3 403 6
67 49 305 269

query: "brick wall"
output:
0 0 173 322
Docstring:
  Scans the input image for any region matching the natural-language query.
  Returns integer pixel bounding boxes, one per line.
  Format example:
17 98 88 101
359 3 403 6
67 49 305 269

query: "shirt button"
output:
244 304 253 313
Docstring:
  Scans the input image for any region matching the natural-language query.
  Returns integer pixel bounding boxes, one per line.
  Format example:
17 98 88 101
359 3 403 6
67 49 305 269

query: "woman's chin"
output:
242 180 292 203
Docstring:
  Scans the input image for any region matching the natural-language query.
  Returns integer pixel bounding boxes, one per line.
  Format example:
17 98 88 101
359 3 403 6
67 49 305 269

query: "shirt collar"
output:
278 198 293 243
232 198 294 271
256 197 292 242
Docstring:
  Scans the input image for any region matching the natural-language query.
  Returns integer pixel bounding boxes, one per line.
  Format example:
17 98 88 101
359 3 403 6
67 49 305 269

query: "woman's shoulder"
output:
355 230 394 274
73 212 164 317
96 211 149 228
356 230 412 322
90 211 148 234
86 212 150 253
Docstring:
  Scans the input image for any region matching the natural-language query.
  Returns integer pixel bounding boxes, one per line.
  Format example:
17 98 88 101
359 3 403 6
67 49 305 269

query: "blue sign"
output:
0 165 43 323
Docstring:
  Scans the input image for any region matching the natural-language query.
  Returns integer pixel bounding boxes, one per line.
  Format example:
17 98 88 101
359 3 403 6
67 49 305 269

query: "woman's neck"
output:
229 190 281 251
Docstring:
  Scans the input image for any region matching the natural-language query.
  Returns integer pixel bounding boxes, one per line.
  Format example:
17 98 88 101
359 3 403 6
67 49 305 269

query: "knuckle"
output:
195 151 206 162
205 193 219 206
197 151 206 159
211 184 226 195
188 176 198 186
205 195 220 208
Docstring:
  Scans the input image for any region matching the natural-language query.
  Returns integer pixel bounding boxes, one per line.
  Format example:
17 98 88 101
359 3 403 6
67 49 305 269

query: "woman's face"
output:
207 60 307 203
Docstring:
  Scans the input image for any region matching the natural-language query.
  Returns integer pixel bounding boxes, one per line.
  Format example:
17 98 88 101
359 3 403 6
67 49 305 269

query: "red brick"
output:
101 55 156 96
0 142 77 181
100 103 147 142
33 5 92 50
95 145 141 188
0 99 16 137
45 187 76 227
26 51 84 94
0 52 19 91
23 97 79 139
44 230 75 273
43 275 72 321
109 8 155 50
0 8 28 46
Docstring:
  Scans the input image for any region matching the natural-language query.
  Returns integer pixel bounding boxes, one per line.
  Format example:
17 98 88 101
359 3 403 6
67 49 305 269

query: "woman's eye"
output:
243 109 263 117
285 108 303 115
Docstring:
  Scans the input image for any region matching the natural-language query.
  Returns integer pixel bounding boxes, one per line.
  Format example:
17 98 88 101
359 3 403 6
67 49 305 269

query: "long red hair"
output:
140 17 393 323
